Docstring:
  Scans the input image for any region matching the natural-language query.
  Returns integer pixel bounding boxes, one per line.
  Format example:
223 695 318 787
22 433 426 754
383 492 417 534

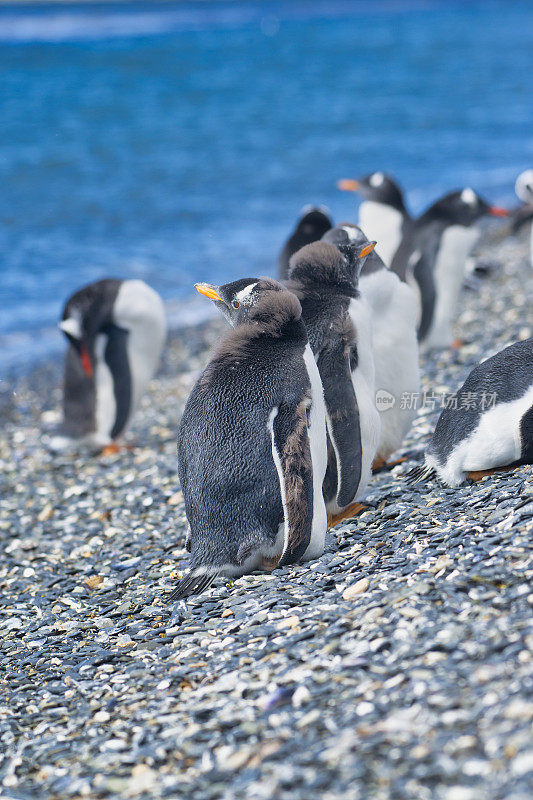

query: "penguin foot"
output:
372 456 407 473
100 442 134 456
466 465 516 483
261 555 281 572
450 338 465 350
327 502 369 529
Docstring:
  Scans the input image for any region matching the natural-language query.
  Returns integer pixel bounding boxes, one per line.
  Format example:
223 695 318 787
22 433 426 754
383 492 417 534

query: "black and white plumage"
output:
287 241 380 515
410 339 533 487
170 278 327 601
513 169 533 269
391 188 509 351
337 172 411 267
322 224 420 462
50 279 166 452
278 206 333 279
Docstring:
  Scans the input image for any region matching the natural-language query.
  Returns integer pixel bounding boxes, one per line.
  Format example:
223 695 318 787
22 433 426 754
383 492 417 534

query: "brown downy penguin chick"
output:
169 278 327 601
287 241 381 528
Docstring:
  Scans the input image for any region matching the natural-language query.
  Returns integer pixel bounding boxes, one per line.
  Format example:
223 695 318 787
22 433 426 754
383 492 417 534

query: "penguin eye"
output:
232 300 240 309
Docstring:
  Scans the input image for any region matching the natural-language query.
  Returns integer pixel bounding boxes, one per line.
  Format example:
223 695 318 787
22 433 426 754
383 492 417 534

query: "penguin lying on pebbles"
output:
50 279 166 453
513 170 533 268
391 189 509 351
287 240 380 528
409 339 533 487
322 224 420 468
278 205 333 279
169 278 327 600
337 172 411 266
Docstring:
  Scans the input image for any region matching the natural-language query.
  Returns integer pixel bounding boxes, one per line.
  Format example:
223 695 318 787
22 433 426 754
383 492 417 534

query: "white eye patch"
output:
59 316 82 339
370 172 385 187
461 188 477 206
235 283 258 304
340 225 359 242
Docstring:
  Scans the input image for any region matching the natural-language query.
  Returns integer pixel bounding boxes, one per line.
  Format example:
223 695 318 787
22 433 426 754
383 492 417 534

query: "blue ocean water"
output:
1 0 532 373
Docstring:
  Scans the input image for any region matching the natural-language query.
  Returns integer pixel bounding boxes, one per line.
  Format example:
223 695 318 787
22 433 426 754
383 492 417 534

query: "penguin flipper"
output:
167 569 219 602
271 400 314 567
318 345 362 509
411 254 436 342
511 203 533 232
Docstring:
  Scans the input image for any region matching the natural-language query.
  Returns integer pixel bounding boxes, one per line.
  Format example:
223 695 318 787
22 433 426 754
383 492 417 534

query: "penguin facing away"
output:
337 172 411 267
409 338 533 487
51 279 166 453
391 188 509 351
513 169 533 268
287 241 381 523
170 278 327 600
278 205 333 279
322 224 420 465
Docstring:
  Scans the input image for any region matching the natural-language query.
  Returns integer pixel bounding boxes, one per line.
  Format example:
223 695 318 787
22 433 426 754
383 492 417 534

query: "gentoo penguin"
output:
409 339 533 487
169 278 327 600
278 205 333 279
286 241 381 526
322 224 420 466
391 188 509 351
513 169 533 268
50 279 166 453
337 172 411 266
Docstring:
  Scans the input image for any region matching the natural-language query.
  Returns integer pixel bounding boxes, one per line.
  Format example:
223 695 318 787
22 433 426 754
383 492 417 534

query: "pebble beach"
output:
1 228 532 800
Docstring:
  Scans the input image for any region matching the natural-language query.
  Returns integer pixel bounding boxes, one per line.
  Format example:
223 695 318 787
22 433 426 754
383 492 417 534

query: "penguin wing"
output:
512 203 533 232
318 343 362 508
410 252 436 342
271 399 314 567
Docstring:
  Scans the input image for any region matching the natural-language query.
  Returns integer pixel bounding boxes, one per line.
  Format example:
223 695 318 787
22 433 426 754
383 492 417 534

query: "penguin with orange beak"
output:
50 278 166 453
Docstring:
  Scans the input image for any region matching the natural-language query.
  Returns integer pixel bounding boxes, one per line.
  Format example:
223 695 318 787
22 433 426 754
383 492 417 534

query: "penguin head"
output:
293 206 333 239
322 223 369 249
515 170 533 203
195 277 299 328
425 188 509 226
288 239 376 294
337 171 406 210
59 281 117 378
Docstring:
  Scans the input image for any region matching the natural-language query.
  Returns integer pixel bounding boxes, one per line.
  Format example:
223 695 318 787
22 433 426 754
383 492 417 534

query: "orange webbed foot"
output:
327 502 369 529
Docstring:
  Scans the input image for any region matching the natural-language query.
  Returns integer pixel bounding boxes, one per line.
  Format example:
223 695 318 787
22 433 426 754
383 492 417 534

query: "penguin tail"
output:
406 463 436 485
167 569 219 602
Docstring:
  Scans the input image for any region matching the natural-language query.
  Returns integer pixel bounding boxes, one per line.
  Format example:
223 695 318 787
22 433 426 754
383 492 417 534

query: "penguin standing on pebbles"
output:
170 278 327 600
322 224 420 467
409 339 533 487
50 279 166 453
513 170 533 268
278 206 333 279
337 172 411 266
391 189 509 351
287 241 381 527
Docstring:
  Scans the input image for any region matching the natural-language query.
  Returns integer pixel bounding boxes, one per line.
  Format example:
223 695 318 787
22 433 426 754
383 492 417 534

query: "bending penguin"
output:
286 240 381 527
278 205 333 279
409 338 533 487
169 278 327 600
391 188 509 351
337 172 411 267
513 169 533 268
50 279 166 453
322 224 420 467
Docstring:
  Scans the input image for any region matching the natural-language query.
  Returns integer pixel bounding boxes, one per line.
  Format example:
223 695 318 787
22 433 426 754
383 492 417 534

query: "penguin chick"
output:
278 206 333 279
50 279 166 453
391 188 509 351
337 172 411 266
322 224 420 463
513 169 533 268
170 278 327 601
410 338 533 487
287 241 381 515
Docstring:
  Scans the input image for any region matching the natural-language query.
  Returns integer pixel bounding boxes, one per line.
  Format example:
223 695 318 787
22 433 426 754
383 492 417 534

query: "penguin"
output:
513 169 533 268
50 279 166 453
390 188 509 351
322 224 420 466
278 205 333 279
286 240 381 526
337 172 411 266
409 338 533 487
169 278 327 600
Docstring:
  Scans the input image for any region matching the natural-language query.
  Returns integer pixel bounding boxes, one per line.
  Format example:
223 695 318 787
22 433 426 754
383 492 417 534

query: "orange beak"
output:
359 241 377 258
488 206 509 217
337 179 360 192
194 283 222 301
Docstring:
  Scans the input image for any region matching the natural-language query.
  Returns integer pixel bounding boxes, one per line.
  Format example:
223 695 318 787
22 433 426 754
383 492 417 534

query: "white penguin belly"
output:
302 343 328 559
360 271 420 460
427 384 533 487
422 225 479 352
530 221 533 268
358 201 403 267
93 332 116 444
